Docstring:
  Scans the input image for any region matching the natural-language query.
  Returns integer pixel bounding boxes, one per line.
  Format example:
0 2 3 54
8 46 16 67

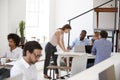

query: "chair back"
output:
70 54 87 77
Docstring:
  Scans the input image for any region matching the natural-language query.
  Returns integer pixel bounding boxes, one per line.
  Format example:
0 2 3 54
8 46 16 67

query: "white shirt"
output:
10 57 38 80
3 47 22 60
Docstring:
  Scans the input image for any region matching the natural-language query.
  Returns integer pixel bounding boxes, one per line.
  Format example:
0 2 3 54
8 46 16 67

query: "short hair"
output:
94 31 100 37
100 30 108 38
23 41 43 56
7 33 20 46
81 30 87 34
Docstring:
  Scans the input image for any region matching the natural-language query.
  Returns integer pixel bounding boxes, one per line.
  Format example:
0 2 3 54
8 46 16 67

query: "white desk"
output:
55 52 95 66
68 53 120 80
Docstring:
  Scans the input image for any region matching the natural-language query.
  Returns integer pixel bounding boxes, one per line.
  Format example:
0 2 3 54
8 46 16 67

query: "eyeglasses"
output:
33 53 42 58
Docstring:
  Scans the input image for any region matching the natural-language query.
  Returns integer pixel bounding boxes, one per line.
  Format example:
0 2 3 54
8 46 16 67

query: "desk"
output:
55 52 95 66
68 53 120 80
55 52 95 77
0 62 14 69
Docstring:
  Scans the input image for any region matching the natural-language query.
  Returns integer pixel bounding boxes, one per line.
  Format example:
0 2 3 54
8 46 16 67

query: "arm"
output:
69 38 76 49
91 43 96 55
10 66 22 77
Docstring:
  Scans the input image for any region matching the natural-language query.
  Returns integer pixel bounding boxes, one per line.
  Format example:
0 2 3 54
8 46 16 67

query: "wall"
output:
0 0 26 54
51 0 93 47
8 0 26 33
0 0 8 54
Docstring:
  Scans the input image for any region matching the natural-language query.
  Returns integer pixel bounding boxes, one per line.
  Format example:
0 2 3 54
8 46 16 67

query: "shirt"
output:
49 29 63 46
92 38 112 64
10 57 38 80
70 37 90 49
3 47 22 60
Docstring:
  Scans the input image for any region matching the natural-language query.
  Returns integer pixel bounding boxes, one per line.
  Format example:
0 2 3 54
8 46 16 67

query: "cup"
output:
1 58 6 65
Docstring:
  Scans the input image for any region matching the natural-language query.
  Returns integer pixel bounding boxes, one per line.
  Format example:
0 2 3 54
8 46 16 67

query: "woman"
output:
43 24 71 79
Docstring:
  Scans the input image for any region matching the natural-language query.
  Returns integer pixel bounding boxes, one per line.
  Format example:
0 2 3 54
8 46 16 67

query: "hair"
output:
94 31 100 37
100 30 108 38
59 24 71 30
81 30 87 34
7 33 20 46
23 41 43 56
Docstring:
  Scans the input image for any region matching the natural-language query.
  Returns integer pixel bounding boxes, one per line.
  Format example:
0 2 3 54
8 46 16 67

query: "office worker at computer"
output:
1 33 22 62
68 30 90 50
11 41 42 80
91 30 112 64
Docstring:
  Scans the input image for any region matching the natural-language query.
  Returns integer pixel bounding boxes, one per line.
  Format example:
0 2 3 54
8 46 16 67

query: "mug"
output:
1 58 6 65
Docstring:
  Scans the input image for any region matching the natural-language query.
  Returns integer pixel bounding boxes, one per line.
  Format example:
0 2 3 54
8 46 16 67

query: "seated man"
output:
67 30 90 66
10 41 43 80
68 30 90 50
92 30 112 64
1 33 22 61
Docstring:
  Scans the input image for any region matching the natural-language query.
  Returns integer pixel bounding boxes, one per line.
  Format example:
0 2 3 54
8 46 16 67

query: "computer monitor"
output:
85 45 92 53
99 65 116 80
74 45 86 53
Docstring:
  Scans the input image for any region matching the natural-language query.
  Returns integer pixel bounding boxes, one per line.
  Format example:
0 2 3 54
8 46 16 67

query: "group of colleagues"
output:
0 24 112 80
43 24 112 79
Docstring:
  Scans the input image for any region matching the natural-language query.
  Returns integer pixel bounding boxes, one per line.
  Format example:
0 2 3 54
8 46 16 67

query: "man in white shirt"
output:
2 33 22 61
10 41 43 80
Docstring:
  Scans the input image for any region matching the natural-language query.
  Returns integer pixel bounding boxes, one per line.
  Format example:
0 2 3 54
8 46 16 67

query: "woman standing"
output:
43 24 71 79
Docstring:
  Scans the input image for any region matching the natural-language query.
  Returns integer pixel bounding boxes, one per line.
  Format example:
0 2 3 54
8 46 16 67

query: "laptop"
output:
85 45 92 54
74 45 86 53
99 65 116 80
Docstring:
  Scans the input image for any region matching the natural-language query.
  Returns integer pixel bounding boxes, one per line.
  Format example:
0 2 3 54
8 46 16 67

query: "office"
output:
0 0 120 80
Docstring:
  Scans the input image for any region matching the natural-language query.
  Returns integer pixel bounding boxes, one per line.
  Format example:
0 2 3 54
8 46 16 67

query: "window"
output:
26 0 49 43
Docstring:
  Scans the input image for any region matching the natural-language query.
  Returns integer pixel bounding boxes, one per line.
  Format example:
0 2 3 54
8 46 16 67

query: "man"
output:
68 30 90 49
1 33 22 61
10 41 42 80
92 30 112 64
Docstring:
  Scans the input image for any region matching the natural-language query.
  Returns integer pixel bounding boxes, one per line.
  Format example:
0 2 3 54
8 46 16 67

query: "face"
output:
80 32 86 40
64 29 71 33
8 39 16 48
93 34 99 40
29 49 42 64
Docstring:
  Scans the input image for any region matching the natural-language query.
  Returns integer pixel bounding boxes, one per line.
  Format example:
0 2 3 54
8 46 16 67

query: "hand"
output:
67 46 71 50
64 49 70 52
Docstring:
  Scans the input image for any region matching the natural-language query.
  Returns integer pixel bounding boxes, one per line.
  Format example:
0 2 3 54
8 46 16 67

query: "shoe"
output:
57 76 65 79
44 75 52 79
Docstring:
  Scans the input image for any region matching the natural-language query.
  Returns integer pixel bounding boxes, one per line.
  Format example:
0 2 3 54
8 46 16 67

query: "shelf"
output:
94 8 118 12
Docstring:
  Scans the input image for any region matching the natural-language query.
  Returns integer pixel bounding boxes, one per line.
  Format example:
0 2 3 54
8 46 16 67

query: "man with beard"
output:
68 30 90 50
10 41 42 80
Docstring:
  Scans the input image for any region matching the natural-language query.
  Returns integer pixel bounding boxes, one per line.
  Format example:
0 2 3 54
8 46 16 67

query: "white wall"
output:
0 0 26 54
0 0 8 54
8 0 26 33
50 0 93 47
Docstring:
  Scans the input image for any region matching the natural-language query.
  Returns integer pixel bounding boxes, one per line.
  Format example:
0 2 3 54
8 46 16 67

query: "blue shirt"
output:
92 38 112 64
70 38 90 49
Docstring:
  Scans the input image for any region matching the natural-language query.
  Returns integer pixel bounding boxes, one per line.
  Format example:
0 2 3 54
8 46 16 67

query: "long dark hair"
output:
59 24 71 30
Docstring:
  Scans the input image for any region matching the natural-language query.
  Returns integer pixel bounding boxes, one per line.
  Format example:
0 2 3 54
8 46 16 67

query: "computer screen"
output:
74 45 86 53
85 45 92 53
99 65 116 80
